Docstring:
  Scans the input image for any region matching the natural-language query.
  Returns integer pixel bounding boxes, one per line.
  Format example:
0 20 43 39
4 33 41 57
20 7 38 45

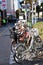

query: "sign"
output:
1 0 7 10
19 16 23 20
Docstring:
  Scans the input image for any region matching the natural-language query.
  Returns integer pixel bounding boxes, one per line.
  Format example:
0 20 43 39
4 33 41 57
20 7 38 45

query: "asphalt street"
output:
0 23 43 65
0 23 13 64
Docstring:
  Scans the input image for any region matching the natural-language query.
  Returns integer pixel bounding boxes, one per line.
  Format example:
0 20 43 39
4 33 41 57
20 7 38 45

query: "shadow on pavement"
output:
0 58 43 65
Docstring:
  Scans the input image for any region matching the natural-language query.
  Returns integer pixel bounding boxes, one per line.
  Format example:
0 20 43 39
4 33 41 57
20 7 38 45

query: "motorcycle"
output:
13 28 43 63
9 21 43 63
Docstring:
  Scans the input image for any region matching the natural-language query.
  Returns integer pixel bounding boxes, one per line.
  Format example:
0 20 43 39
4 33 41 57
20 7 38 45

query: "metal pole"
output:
32 0 37 24
24 0 27 22
32 0 34 24
25 4 27 22
13 0 14 15
35 4 37 23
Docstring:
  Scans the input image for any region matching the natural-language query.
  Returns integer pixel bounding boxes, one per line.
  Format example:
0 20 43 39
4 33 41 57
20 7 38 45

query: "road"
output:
0 23 43 65
0 23 13 64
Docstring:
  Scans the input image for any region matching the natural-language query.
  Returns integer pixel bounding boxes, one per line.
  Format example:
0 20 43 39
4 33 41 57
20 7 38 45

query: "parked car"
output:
7 15 17 23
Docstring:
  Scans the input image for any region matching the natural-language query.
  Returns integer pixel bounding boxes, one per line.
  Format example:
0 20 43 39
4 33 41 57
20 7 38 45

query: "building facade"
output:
0 0 43 15
6 0 13 15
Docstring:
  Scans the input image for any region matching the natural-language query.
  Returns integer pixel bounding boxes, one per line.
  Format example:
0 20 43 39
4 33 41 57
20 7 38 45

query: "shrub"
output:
33 22 43 40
